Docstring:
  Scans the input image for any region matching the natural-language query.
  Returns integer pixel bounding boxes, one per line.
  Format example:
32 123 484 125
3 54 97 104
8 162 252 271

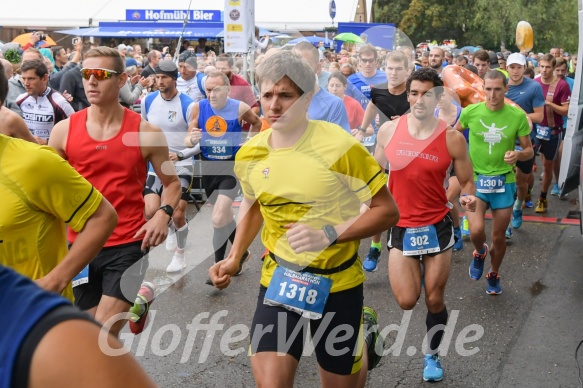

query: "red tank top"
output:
66 108 147 246
385 115 452 227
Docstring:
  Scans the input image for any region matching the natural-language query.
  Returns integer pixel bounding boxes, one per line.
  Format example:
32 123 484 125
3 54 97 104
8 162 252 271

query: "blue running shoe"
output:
511 209 523 229
423 354 444 382
469 244 487 280
461 216 470 237
524 192 533 208
505 226 512 239
486 271 502 295
453 227 463 251
551 183 560 196
362 247 381 272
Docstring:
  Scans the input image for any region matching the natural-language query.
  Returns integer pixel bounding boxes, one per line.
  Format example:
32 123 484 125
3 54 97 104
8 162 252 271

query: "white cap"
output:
118 44 127 51
507 53 526 66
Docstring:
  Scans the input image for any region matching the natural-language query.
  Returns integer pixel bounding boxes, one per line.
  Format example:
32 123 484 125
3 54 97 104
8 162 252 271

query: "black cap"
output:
179 50 196 63
155 59 178 80
488 51 500 69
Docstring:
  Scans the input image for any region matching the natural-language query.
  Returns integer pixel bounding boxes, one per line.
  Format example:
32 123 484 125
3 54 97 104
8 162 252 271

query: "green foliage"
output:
4 49 21 65
374 0 579 52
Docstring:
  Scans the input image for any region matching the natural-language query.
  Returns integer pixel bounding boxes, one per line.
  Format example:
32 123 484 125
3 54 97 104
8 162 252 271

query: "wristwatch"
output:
158 205 174 220
357 126 367 133
176 151 185 161
322 225 338 245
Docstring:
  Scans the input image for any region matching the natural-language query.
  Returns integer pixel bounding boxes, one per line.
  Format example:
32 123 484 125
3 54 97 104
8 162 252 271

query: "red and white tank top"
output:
66 108 147 246
385 115 452 227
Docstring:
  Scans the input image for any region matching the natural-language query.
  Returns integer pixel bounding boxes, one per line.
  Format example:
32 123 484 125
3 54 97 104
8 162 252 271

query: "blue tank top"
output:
198 98 242 161
0 265 69 387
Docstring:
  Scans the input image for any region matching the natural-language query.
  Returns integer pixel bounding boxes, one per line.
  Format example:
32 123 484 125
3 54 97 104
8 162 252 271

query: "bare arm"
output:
546 100 569 116
528 105 544 124
373 119 397 168
239 102 262 133
2 109 38 143
38 198 117 293
48 119 70 158
30 319 156 388
209 196 264 289
360 101 378 130
136 121 181 250
184 102 202 147
446 129 477 211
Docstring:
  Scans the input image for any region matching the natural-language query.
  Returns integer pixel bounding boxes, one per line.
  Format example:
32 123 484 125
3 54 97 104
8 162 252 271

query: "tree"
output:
373 0 578 52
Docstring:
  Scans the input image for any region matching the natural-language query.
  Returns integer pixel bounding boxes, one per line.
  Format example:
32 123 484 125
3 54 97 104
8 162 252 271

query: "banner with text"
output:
126 10 222 22
224 0 254 53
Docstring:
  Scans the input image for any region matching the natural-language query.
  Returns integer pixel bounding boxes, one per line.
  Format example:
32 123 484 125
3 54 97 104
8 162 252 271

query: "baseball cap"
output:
179 50 196 63
488 51 500 68
118 44 127 51
507 53 526 66
125 58 139 68
155 59 178 80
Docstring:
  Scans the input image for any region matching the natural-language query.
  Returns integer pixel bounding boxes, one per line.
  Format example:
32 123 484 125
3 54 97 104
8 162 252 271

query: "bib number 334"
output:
264 266 332 320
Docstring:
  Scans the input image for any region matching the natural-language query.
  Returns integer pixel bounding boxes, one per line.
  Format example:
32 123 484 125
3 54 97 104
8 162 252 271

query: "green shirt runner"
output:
459 102 530 184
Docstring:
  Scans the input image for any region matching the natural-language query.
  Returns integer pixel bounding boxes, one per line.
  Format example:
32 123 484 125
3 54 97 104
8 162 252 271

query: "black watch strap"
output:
158 205 174 219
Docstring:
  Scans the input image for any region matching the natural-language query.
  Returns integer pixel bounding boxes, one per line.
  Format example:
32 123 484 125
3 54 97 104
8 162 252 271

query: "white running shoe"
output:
166 251 186 273
165 228 177 251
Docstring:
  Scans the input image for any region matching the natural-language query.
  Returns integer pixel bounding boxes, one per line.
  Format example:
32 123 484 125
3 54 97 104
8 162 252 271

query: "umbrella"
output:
12 33 56 47
333 32 364 44
458 46 479 53
286 36 331 47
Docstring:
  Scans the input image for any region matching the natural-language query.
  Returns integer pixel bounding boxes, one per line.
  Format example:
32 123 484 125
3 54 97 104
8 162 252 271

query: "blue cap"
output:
125 58 139 67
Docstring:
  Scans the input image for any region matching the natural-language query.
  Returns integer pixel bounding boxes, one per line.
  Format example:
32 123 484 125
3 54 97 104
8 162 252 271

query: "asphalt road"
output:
122 175 583 388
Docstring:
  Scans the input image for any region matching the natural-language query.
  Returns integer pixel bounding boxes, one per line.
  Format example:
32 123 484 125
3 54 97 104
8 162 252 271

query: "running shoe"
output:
511 209 523 229
423 354 444 382
461 216 470 237
469 244 488 280
486 271 502 295
535 198 547 213
362 247 381 272
234 250 251 276
165 227 177 251
551 183 561 196
505 226 512 239
452 227 463 251
129 282 156 335
363 306 384 370
166 250 186 273
524 193 533 209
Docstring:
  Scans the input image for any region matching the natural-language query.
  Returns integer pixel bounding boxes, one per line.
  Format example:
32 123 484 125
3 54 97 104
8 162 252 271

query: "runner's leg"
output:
489 207 512 274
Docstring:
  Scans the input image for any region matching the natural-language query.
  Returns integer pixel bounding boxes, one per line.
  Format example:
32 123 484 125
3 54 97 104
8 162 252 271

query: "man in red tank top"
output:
49 47 181 337
375 68 478 382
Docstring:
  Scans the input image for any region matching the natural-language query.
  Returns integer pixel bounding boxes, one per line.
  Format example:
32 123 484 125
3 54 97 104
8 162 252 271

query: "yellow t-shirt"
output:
235 121 387 292
0 135 103 300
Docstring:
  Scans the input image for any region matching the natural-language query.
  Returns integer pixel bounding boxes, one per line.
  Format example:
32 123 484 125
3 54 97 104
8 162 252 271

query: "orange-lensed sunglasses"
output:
80 68 120 80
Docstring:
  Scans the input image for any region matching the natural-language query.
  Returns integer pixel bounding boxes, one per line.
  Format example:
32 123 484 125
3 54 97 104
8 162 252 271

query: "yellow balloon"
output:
516 21 534 52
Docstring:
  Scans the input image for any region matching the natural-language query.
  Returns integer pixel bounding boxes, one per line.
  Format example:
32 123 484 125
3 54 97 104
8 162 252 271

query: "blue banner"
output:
126 10 222 22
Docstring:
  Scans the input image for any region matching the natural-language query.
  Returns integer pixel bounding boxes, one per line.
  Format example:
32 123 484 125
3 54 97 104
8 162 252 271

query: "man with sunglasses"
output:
345 44 387 111
49 47 181 337
141 60 202 273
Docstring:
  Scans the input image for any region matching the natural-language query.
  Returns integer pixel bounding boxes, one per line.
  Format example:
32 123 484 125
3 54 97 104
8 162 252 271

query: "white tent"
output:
0 0 361 31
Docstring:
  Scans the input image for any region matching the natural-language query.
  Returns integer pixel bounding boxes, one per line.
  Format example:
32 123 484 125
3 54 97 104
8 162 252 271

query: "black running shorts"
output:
73 241 149 310
387 212 456 259
250 283 365 375
203 175 240 204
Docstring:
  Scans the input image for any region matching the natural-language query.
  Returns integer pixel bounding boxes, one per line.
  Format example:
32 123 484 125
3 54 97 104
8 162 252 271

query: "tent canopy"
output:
57 22 223 38
1 0 363 31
